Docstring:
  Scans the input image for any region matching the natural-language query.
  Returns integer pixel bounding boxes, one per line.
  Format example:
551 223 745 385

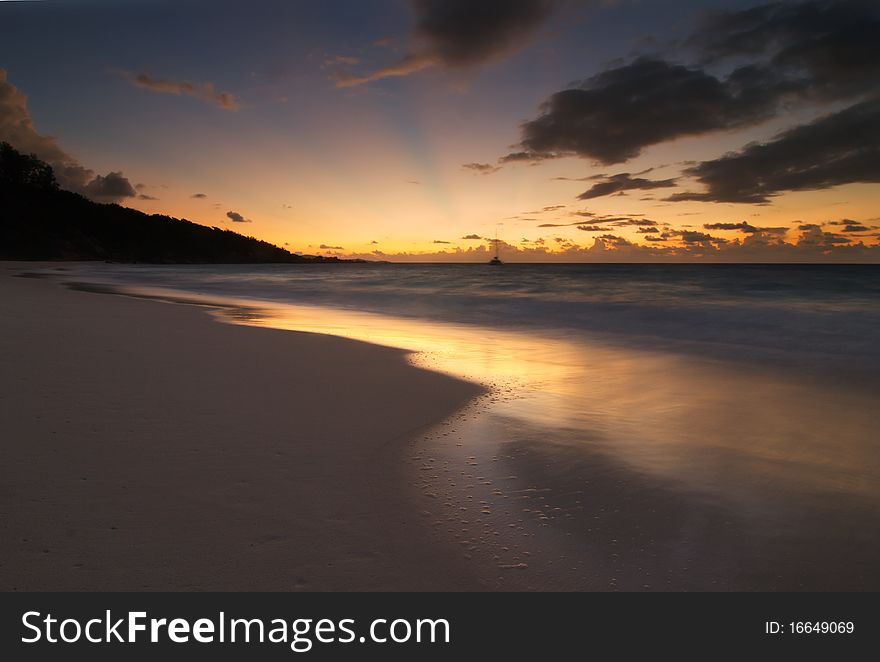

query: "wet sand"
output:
0 266 485 590
405 342 880 592
190 284 879 592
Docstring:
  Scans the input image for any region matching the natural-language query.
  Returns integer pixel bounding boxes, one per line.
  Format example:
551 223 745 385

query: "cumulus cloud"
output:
191 192 208 199
594 234 633 248
670 98 880 203
335 234 880 262
797 225 853 248
123 72 240 111
461 234 483 240
0 68 90 190
577 172 678 199
226 211 251 223
333 0 555 87
319 244 344 250
0 68 136 202
82 172 137 201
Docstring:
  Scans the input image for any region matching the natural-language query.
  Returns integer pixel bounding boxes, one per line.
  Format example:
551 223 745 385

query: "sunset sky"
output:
1 0 878 261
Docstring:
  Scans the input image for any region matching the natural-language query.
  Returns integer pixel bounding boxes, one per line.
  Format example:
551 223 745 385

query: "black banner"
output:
0 592 874 659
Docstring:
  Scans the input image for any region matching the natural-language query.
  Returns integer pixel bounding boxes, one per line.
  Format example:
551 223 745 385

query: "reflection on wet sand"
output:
222 297 880 591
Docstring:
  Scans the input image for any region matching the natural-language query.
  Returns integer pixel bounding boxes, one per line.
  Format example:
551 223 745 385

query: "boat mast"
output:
489 226 503 264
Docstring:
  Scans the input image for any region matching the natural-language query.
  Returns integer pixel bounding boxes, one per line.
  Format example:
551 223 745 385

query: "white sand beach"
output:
0 266 485 590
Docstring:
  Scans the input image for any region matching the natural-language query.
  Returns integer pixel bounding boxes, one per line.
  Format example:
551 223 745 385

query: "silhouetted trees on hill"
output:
0 142 58 191
0 142 343 263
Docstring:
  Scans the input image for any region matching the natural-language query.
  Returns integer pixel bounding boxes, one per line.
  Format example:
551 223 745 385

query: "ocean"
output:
52 262 880 362
34 262 880 590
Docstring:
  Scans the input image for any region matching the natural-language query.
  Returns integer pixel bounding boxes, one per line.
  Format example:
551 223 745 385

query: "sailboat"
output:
489 230 503 265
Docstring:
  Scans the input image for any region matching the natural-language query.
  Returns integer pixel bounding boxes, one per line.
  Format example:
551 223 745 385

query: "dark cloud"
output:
827 220 878 232
226 211 251 223
433 239 451 244
411 0 554 66
191 193 208 199
137 194 159 201
334 0 555 86
500 151 549 164
502 1 880 168
342 232 878 262
552 174 604 182
539 219 605 227
462 162 501 175
797 225 852 247
1 68 137 202
637 227 660 234
671 230 728 245
670 98 880 203
691 0 880 102
576 225 605 231
595 234 633 248
461 234 483 239
82 171 137 202
320 244 344 250
578 172 678 199
539 215 652 228
610 218 657 227
522 204 568 214
704 222 788 234
0 68 91 190
504 57 787 164
705 222 757 232
123 72 240 111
